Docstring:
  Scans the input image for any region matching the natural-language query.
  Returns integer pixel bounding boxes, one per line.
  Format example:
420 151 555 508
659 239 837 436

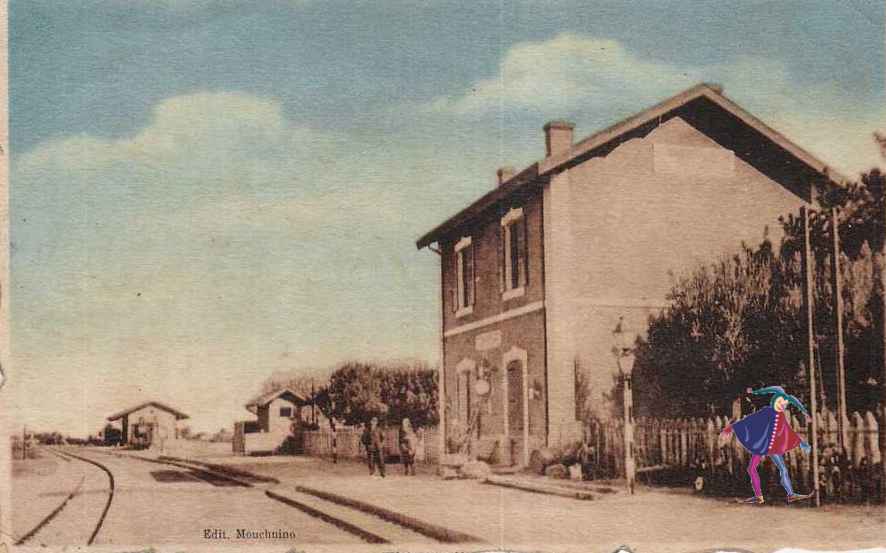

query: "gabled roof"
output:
245 387 308 414
107 401 189 421
416 83 844 250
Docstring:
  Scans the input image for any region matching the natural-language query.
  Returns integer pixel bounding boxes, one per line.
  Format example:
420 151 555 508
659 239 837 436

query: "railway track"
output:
17 448 477 546
15 448 115 546
99 451 434 544
94 450 473 544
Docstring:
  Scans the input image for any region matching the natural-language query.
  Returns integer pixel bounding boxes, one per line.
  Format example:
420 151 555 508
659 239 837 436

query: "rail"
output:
15 448 115 546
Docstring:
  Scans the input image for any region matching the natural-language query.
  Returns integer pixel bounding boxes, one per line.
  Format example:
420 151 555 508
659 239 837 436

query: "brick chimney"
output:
543 120 575 158
496 166 515 186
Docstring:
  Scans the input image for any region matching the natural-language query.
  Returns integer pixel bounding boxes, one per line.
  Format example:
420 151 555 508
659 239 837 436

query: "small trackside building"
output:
416 83 841 467
233 387 310 455
107 401 190 448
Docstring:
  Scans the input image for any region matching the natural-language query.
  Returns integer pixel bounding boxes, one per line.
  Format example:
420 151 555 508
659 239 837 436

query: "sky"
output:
7 0 885 436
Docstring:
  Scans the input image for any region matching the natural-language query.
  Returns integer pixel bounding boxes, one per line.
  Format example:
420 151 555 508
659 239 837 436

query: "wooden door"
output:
507 361 525 465
508 361 523 431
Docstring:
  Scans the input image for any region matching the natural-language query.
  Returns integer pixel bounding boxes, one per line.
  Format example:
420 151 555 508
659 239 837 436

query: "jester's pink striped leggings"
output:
748 454 794 497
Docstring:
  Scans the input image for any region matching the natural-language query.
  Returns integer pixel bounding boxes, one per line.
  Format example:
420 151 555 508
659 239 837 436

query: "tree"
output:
323 361 387 426
379 361 439 429
634 169 886 418
313 360 439 429
633 238 801 417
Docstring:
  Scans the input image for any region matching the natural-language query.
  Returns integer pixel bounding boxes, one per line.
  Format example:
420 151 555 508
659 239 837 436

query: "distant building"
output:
107 401 189 449
233 387 310 455
416 83 840 467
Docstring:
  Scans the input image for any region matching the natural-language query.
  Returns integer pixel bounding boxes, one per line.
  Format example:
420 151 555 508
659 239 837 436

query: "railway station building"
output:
416 83 840 467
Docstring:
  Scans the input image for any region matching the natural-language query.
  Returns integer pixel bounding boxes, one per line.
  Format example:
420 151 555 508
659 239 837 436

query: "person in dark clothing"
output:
399 417 418 476
362 417 386 477
360 422 373 473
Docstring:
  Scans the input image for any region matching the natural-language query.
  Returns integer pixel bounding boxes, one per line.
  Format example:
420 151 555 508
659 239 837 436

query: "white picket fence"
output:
583 407 883 500
631 409 880 470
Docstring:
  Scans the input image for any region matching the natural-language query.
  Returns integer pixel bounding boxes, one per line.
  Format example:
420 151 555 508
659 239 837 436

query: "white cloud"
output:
425 32 884 176
16 92 343 197
12 52 883 436
12 91 445 436
427 33 700 115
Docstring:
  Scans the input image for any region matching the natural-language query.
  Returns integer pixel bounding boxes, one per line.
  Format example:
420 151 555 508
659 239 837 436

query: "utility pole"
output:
881 173 886 501
801 206 821 507
311 378 316 425
830 208 848 451
877 133 886 502
622 372 635 494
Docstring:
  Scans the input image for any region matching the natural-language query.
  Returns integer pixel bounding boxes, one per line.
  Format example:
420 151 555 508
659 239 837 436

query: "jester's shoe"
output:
787 492 814 503
736 495 765 504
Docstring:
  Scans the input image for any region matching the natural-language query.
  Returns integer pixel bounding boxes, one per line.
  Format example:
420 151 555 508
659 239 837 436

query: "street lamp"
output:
613 317 637 494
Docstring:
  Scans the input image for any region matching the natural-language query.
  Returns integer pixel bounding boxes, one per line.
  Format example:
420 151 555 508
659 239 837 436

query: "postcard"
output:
2 2 885 553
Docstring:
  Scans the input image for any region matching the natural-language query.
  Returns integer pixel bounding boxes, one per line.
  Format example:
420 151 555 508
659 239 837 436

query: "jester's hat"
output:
751 385 809 416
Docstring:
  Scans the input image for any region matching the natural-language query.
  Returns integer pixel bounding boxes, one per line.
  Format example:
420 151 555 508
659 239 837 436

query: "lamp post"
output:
613 317 637 494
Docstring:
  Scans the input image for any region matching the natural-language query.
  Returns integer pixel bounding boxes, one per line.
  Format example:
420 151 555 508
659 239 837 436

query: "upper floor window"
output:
279 407 293 418
500 207 528 299
454 236 474 317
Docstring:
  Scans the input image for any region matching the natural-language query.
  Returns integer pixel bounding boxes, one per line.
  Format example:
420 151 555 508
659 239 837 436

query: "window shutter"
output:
465 372 471 420
522 216 530 287
471 244 477 306
498 225 505 292
451 251 458 313
515 219 526 288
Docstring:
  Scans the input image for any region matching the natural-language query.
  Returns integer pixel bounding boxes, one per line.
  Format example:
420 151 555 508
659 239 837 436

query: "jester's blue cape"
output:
731 406 803 455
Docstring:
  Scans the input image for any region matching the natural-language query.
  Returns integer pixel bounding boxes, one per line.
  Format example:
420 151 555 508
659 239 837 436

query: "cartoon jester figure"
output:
718 386 815 504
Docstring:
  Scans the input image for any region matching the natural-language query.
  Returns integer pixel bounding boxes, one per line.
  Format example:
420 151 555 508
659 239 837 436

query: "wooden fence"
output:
300 427 441 464
584 408 883 502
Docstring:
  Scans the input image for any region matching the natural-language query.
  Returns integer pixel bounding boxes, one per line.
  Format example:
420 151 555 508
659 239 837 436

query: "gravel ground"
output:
227 455 886 553
10 452 96 542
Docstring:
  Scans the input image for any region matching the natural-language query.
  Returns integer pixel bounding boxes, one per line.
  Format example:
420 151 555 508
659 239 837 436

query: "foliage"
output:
635 169 885 418
311 386 338 431
574 358 593 422
33 431 66 445
312 360 439 429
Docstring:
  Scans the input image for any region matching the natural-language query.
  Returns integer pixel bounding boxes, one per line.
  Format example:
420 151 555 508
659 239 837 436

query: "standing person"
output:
719 386 814 504
360 422 373 474
364 416 386 478
399 418 418 476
